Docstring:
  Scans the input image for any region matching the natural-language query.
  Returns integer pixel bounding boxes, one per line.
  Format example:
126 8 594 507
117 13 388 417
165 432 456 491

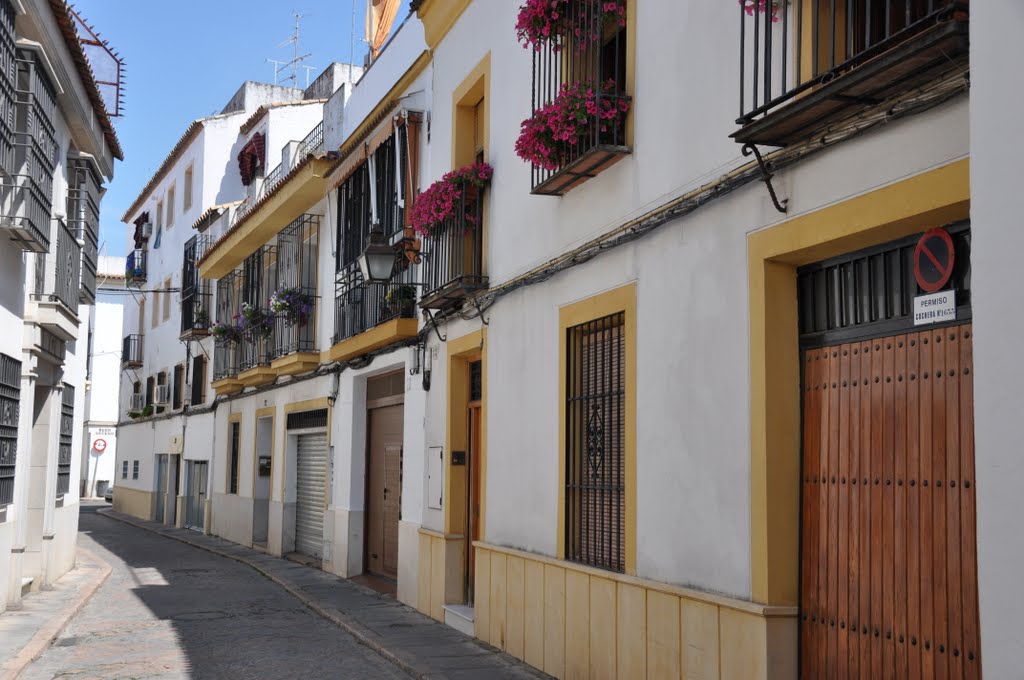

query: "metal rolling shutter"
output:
295 432 327 559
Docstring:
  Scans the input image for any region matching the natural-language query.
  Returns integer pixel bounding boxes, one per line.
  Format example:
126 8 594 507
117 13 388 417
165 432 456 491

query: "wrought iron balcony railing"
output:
333 268 417 345
67 156 102 304
0 173 50 253
181 235 212 338
528 0 631 195
296 122 323 161
272 296 317 358
239 327 275 372
122 334 143 368
32 219 80 312
126 248 147 285
213 341 240 380
734 1 969 147
419 185 487 309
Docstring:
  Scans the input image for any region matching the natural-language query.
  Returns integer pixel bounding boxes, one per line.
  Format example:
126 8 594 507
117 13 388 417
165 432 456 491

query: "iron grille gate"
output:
57 384 74 495
0 353 20 506
564 311 625 573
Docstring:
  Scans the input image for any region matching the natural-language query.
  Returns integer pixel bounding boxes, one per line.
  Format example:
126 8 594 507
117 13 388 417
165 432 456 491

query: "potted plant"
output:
515 79 631 171
240 302 275 338
141 404 154 418
411 162 493 238
210 319 243 344
270 287 315 326
516 0 627 51
383 285 417 319
193 306 210 329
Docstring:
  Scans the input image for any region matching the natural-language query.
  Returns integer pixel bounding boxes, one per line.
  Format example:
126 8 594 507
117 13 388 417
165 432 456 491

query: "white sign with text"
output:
913 290 956 326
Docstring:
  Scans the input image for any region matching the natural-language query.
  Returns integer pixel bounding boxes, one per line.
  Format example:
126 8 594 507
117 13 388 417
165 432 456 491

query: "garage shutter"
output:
295 432 327 559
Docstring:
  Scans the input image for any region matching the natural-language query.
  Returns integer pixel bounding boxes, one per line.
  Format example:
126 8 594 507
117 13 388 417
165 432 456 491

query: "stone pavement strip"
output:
0 548 111 680
97 509 549 680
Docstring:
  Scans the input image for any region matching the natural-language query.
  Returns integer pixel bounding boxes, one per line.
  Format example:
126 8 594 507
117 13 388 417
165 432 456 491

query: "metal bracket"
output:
742 143 788 214
470 297 490 326
424 308 446 342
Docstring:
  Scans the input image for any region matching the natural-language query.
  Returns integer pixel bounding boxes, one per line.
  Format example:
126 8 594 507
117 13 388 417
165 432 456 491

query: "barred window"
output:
565 312 626 573
56 385 74 496
132 460 139 479
122 461 128 479
228 421 240 494
0 354 21 506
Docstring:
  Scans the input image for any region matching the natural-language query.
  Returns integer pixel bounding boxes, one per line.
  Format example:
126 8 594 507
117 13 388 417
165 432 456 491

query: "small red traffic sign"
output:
93 438 107 452
914 228 955 293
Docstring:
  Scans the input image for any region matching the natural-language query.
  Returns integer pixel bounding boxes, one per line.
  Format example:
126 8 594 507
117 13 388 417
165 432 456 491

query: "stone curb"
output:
0 548 112 680
96 509 434 679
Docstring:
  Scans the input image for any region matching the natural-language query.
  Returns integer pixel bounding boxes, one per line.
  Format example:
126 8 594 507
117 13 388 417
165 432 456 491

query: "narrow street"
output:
20 504 411 680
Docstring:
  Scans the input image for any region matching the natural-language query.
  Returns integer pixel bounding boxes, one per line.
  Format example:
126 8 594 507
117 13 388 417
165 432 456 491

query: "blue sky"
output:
79 0 409 257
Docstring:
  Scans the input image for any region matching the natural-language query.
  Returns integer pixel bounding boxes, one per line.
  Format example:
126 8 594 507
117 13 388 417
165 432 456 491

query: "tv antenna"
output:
267 12 316 87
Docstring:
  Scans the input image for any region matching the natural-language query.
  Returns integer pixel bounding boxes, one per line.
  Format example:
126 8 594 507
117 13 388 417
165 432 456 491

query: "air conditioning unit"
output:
154 384 170 405
129 393 145 412
140 222 153 239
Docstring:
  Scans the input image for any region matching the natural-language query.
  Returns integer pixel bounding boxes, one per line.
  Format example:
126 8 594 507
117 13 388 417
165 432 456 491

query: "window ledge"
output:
531 144 631 197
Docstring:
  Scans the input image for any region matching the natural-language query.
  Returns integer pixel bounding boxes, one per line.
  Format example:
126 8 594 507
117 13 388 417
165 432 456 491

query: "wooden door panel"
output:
800 325 980 679
367 404 404 579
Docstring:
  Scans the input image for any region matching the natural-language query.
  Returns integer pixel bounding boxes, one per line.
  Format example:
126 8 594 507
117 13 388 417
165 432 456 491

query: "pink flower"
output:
411 162 494 237
739 0 781 22
516 0 627 50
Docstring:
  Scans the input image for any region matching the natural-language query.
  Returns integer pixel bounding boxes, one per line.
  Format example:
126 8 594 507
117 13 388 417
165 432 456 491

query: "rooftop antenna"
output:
267 12 315 87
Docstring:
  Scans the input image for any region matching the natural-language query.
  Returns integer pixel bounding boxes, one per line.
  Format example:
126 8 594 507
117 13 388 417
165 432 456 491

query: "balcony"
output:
67 155 102 304
525 0 631 196
122 334 143 368
212 341 242 396
0 174 50 253
327 268 418 363
733 1 969 147
181 235 212 339
126 249 147 285
420 185 487 309
30 219 80 342
238 328 276 387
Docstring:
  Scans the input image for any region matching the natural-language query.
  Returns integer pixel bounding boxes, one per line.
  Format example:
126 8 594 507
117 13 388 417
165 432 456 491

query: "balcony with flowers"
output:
516 0 632 196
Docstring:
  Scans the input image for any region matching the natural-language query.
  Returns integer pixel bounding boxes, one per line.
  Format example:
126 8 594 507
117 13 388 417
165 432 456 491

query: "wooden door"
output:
800 324 980 679
466 402 482 603
366 404 403 578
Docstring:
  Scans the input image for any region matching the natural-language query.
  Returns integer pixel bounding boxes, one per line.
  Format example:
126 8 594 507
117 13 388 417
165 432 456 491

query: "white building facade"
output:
118 1 1024 678
0 0 121 613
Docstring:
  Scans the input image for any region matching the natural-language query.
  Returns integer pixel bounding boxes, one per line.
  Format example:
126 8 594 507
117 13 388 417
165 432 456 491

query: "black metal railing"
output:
333 266 417 345
213 341 240 381
272 304 317 357
529 0 629 192
297 121 324 160
126 249 147 284
0 352 21 507
121 334 143 367
181 235 212 336
239 328 275 371
273 214 320 357
67 156 102 304
0 171 51 252
737 0 968 128
420 184 487 307
56 384 74 496
34 219 81 311
0 0 16 179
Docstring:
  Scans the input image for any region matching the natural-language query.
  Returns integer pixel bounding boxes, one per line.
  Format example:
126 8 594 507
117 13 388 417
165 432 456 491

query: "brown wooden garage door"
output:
800 324 980 679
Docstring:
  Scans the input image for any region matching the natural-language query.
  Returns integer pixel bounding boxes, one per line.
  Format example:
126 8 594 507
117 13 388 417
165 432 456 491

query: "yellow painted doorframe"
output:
445 329 487 539
747 158 970 606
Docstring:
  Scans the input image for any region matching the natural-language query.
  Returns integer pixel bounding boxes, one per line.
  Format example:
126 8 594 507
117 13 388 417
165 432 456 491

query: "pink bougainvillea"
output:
515 80 630 172
516 0 627 51
739 0 781 22
411 162 493 237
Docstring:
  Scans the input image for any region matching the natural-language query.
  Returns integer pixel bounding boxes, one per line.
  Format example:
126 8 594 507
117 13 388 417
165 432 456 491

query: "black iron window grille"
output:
470 360 482 402
565 312 626 573
190 355 206 406
32 219 81 311
228 421 240 494
333 264 417 345
239 245 277 370
0 353 20 506
132 460 139 479
213 270 242 380
286 408 328 430
734 1 969 146
121 460 127 479
273 214 319 358
122 334 143 368
181 235 212 337
67 156 102 304
0 0 15 178
56 385 74 496
126 248 147 285
528 0 630 195
419 182 487 309
213 341 240 381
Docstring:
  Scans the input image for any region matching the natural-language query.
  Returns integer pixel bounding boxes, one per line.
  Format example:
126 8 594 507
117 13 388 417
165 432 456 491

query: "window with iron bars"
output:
0 353 21 507
228 421 240 494
56 385 74 496
273 214 319 358
181 234 212 337
564 312 626 573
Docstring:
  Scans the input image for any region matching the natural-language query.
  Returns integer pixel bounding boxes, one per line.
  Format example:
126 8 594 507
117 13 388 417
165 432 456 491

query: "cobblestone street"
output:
20 505 412 680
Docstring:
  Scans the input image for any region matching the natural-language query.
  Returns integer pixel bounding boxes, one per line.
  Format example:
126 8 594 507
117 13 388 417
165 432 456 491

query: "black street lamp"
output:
357 227 396 283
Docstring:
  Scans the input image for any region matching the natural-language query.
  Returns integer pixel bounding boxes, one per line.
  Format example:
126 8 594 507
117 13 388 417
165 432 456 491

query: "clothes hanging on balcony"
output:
237 132 265 186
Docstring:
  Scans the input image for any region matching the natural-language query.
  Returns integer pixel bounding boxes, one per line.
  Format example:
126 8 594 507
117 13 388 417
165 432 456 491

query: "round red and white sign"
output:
93 438 107 452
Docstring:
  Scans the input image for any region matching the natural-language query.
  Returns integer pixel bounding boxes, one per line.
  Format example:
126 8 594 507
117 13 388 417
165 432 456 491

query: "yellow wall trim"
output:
254 406 275 500
415 0 472 49
474 542 797 680
226 412 243 495
271 352 320 377
237 366 276 388
281 397 332 505
444 329 487 537
748 158 970 606
212 377 243 396
199 158 332 279
111 486 154 521
557 283 637 575
324 317 419 363
416 529 467 621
